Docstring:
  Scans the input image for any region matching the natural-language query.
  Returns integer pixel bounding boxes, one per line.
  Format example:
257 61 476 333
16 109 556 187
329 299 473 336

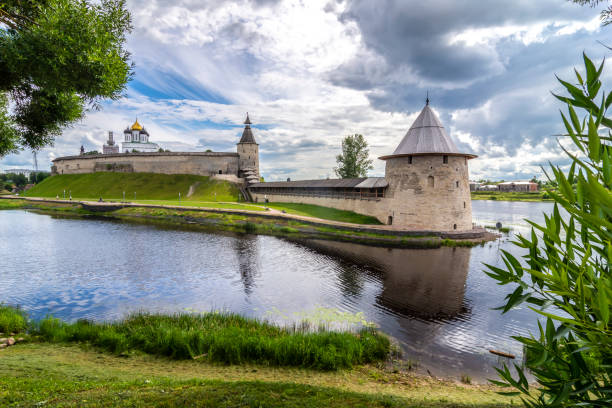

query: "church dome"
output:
131 119 143 131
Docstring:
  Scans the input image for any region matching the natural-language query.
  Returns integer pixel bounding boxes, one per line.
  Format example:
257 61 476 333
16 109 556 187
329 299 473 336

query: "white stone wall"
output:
237 143 259 177
384 155 473 231
53 153 240 177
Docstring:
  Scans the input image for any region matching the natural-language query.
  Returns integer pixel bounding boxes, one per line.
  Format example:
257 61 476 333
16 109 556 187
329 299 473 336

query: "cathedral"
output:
120 119 160 153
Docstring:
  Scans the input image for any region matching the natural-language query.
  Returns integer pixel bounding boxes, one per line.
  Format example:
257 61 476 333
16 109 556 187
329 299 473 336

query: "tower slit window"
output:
443 155 448 164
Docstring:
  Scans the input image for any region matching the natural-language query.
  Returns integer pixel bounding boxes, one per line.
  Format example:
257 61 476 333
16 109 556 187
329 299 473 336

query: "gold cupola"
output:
131 119 143 131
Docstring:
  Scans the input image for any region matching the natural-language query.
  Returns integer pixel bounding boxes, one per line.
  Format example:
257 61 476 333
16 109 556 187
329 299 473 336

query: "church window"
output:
427 175 434 188
443 155 448 164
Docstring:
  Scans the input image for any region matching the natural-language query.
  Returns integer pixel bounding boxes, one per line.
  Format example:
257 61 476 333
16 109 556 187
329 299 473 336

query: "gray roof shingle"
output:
249 177 387 189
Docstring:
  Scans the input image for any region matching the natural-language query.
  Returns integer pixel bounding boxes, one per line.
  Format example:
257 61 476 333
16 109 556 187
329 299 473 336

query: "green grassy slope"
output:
266 203 382 225
24 173 240 202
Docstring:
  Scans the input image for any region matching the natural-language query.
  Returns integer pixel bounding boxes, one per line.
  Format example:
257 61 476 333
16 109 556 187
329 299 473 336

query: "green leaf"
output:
587 116 601 162
598 279 610 326
584 52 597 84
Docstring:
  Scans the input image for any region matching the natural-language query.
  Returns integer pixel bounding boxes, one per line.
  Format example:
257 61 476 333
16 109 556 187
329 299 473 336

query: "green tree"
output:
0 0 133 157
571 1 612 25
485 54 611 407
334 134 373 179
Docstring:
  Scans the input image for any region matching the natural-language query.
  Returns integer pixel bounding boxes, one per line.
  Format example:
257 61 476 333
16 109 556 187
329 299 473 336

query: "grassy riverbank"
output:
1 199 481 248
0 306 517 407
266 202 382 225
471 191 553 202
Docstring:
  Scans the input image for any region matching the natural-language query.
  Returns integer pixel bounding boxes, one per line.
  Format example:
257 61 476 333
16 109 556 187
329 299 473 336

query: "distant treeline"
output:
0 171 50 190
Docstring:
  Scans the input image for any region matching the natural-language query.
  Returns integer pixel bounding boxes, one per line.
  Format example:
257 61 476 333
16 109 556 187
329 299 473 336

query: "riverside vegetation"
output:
0 198 482 248
485 54 612 407
0 305 517 407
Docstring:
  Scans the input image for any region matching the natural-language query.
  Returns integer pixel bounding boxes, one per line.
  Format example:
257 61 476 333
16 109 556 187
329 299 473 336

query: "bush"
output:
0 305 27 333
243 222 257 233
485 53 611 407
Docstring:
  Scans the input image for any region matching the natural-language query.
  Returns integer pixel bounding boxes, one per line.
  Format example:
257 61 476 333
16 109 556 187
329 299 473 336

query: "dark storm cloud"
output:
336 0 594 84
327 0 605 158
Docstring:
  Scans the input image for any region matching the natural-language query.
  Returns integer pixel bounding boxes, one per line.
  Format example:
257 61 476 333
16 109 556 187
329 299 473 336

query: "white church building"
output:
121 119 160 153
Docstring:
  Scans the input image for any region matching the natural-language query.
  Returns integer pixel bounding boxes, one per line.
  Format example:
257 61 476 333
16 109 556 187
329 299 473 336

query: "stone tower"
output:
237 113 260 181
379 101 477 230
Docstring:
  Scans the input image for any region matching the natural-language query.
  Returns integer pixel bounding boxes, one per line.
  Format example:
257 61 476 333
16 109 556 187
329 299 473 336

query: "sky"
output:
1 0 610 181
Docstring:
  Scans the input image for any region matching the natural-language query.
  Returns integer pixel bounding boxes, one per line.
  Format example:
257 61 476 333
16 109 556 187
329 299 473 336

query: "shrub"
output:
243 222 257 233
0 304 27 333
485 53 611 407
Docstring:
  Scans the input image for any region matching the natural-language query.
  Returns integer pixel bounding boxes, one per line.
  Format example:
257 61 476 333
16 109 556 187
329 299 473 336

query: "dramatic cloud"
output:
1 0 608 181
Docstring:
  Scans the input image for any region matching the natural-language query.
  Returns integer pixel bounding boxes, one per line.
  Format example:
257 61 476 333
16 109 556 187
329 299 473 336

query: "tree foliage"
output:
334 134 374 179
571 0 612 25
0 0 133 156
485 53 611 407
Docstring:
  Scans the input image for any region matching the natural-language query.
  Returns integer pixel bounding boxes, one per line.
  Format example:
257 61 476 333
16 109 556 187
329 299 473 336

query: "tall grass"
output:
0 305 27 333
35 312 390 370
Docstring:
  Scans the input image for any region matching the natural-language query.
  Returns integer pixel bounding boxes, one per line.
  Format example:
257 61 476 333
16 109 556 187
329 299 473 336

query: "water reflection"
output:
232 236 260 295
302 240 471 321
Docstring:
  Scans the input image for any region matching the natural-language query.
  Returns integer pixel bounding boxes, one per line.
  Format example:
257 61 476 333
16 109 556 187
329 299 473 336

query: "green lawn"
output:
0 344 517 407
131 200 267 211
24 173 241 202
266 203 382 225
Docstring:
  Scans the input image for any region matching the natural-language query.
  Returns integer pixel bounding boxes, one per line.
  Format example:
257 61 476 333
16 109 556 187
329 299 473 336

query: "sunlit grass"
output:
265 203 382 225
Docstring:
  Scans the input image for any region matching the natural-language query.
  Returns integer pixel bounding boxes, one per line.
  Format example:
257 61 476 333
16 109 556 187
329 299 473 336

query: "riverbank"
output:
471 191 553 202
1 343 517 407
0 198 494 248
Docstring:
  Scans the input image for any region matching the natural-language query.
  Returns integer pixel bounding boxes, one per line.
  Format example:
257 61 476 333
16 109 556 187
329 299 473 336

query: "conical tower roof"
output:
380 103 476 160
238 113 257 144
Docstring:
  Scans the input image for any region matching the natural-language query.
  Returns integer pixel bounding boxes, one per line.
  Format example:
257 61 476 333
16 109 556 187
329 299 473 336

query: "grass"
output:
266 202 382 225
33 310 390 371
484 225 512 233
0 343 518 407
0 304 27 333
23 173 240 202
131 199 267 211
471 190 553 202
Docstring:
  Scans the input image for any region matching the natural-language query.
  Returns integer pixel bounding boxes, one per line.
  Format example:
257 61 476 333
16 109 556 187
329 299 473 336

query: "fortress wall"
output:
384 155 473 231
249 191 389 223
52 153 240 177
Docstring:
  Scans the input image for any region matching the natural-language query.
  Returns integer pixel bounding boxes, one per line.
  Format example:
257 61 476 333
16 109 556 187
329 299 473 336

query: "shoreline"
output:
0 196 498 248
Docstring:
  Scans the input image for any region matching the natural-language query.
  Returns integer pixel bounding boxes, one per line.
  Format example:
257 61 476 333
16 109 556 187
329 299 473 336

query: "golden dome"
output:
131 119 143 131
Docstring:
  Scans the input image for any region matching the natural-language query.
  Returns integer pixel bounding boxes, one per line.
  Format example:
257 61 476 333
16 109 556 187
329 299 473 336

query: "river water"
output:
0 200 556 380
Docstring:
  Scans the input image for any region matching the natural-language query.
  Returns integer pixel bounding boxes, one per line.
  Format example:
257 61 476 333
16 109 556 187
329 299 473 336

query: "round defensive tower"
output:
379 101 477 231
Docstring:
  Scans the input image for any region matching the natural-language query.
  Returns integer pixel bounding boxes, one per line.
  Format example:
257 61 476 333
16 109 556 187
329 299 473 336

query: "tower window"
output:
463 201 466 208
428 175 434 188
219 170 223 174
443 155 448 164
456 181 459 188
453 224 457 230
408 156 412 164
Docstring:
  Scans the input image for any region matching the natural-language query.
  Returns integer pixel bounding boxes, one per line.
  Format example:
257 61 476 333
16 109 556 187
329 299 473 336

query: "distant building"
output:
121 119 160 153
469 181 481 191
479 184 499 191
2 168 36 177
103 131 120 154
498 181 538 192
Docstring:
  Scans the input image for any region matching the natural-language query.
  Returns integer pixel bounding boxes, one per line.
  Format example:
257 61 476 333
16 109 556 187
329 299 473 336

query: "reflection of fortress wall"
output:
303 239 470 319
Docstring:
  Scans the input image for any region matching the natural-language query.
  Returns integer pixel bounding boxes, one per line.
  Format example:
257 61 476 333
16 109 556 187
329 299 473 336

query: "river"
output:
0 200 555 380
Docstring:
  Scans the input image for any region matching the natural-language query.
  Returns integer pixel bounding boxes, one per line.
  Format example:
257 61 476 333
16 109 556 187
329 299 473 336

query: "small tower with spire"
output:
80 145 85 155
237 112 260 181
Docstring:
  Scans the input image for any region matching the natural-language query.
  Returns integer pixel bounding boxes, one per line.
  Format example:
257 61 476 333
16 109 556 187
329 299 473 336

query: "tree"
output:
571 1 612 25
0 0 133 157
485 54 611 407
334 134 373 179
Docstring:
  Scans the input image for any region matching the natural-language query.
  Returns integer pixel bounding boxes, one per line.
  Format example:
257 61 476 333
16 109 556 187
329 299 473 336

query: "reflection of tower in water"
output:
301 240 471 321
232 236 261 295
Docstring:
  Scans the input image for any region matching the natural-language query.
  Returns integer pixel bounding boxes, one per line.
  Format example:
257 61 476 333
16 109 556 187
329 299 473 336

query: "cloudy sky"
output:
1 0 610 180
